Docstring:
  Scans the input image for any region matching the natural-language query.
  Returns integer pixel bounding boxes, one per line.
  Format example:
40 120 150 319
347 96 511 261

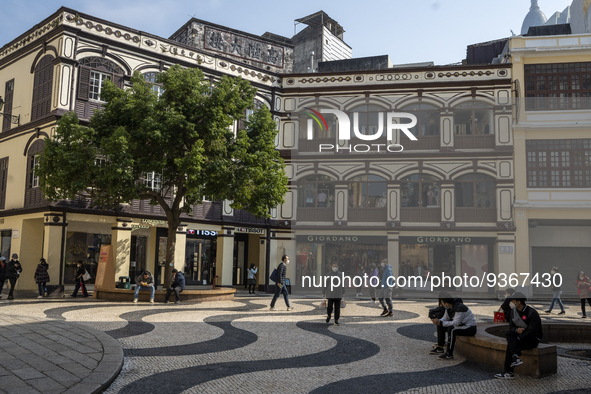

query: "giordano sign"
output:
400 236 496 245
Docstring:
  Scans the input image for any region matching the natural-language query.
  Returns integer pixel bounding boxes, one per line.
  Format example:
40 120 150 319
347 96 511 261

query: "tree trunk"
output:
164 219 179 288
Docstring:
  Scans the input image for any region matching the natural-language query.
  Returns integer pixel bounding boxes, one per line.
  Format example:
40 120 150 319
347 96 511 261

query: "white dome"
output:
521 0 548 34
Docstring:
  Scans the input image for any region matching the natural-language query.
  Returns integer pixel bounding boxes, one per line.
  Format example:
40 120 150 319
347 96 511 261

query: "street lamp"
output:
0 96 20 125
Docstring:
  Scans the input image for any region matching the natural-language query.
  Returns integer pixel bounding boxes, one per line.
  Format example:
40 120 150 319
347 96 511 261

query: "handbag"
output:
82 270 91 281
494 311 505 323
269 268 278 283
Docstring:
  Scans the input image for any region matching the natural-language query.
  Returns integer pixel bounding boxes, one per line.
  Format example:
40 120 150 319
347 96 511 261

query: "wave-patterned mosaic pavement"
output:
1 296 590 393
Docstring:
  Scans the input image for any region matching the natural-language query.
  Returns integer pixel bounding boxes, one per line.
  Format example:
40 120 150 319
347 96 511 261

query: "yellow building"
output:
510 22 591 298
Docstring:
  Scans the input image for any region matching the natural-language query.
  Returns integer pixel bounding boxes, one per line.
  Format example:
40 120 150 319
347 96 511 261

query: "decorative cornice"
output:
0 14 64 59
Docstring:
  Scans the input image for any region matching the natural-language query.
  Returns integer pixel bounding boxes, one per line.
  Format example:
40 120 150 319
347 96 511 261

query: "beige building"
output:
510 29 591 298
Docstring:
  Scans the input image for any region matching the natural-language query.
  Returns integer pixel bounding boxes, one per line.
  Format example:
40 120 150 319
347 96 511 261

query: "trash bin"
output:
117 276 131 289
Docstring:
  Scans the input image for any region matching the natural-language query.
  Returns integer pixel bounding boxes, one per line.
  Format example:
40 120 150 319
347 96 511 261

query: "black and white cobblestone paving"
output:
0 296 590 393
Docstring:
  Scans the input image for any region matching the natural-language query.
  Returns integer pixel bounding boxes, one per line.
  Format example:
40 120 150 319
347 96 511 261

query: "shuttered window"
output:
0 157 8 209
31 55 54 121
2 79 14 132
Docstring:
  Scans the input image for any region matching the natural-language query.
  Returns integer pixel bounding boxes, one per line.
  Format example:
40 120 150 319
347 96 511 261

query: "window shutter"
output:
77 66 91 100
0 157 8 209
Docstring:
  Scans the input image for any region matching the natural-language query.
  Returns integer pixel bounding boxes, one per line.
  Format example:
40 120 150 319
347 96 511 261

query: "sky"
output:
0 0 574 65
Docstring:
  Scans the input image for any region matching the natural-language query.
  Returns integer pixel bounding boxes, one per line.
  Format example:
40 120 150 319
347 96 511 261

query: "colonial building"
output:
0 7 291 292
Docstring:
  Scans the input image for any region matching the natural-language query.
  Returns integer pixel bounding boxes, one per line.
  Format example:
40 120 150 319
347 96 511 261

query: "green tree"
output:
38 65 287 283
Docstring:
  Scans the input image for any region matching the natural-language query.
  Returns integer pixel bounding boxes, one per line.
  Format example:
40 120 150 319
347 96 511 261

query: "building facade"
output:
0 8 291 292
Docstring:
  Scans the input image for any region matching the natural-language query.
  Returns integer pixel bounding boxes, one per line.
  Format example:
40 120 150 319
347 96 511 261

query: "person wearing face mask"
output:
322 262 346 325
430 296 476 360
494 292 542 380
545 266 565 315
269 255 294 311
576 271 591 318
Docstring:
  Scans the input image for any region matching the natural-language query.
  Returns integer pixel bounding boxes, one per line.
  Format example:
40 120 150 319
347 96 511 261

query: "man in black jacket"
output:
270 255 293 311
165 269 186 304
494 292 543 380
6 254 23 300
322 262 346 325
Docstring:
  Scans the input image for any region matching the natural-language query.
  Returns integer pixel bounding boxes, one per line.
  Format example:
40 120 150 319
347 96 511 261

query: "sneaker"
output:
558 311 565 315
494 372 515 380
37 295 43 299
150 299 154 303
334 321 340 326
133 298 138 303
326 316 330 323
7 296 14 300
510 356 523 368
174 301 180 304
380 309 388 316
287 306 294 311
383 312 393 317
269 307 276 311
582 315 587 319
44 293 48 297
438 352 454 360
165 301 170 304
544 310 551 314
429 347 445 355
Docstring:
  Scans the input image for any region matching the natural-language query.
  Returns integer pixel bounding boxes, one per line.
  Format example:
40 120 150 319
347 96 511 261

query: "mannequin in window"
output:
317 191 327 207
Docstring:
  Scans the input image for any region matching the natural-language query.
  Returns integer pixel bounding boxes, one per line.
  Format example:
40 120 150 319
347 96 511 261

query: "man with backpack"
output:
269 255 293 311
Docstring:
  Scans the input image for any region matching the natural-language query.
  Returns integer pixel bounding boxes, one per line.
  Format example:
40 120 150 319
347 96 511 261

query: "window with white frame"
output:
30 155 40 188
144 171 162 191
89 71 111 101
143 72 164 97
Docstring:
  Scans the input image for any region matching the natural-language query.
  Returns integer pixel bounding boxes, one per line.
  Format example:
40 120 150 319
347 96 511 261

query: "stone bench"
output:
455 323 557 378
93 287 236 303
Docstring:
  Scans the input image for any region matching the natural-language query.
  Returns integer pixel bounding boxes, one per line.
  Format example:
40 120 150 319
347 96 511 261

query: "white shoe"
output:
287 306 294 311
37 295 43 299
133 298 138 303
150 299 154 303
269 307 276 311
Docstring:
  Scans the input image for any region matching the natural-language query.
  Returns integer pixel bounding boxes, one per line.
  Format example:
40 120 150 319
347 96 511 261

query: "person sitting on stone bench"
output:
494 291 543 380
134 271 155 303
164 269 186 304
430 295 477 360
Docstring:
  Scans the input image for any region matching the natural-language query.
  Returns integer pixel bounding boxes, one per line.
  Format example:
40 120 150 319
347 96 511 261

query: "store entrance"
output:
185 238 215 285
233 234 248 285
433 245 456 278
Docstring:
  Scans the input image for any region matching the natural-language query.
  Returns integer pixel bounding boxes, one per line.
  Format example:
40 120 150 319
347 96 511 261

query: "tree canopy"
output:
38 65 288 279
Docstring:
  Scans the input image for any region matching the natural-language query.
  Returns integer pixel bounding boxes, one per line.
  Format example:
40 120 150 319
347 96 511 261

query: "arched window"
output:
401 174 440 208
401 103 439 137
143 72 164 97
349 175 387 208
455 174 495 208
77 57 125 102
299 106 338 151
25 139 45 207
31 55 54 121
453 101 493 136
348 104 388 138
297 175 335 208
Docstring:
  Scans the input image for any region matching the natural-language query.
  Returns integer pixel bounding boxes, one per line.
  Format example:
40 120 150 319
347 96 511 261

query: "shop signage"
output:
234 227 264 234
131 223 150 230
141 219 167 227
186 229 218 237
400 236 496 245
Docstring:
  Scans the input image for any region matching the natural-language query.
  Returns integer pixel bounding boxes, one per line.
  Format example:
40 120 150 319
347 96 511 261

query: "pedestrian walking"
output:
576 270 591 318
545 266 565 315
323 262 346 325
34 258 50 298
164 269 186 304
247 264 258 294
494 292 543 380
6 253 23 300
0 256 6 299
378 259 394 317
269 255 293 311
71 260 89 297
